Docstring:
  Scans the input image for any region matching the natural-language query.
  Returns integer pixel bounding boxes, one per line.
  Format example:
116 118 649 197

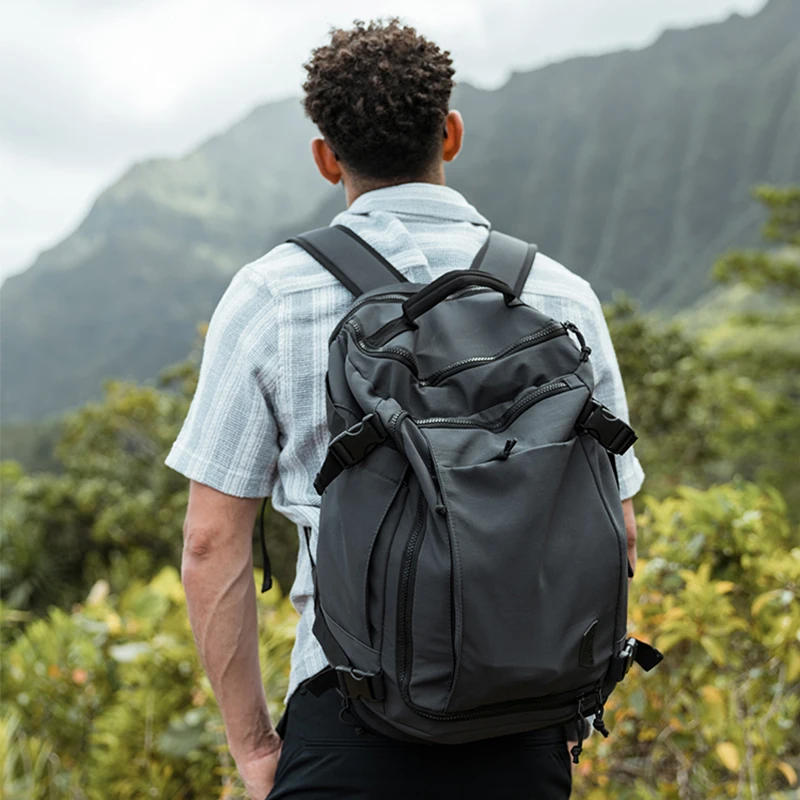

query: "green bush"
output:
574 482 799 799
0 376 298 615
3 483 797 799
1 568 296 799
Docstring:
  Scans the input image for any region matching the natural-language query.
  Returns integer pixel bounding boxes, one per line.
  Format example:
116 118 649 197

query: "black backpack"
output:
268 224 663 760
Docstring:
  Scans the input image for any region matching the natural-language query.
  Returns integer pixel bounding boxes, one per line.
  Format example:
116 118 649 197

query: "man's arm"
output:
181 480 281 799
622 497 637 578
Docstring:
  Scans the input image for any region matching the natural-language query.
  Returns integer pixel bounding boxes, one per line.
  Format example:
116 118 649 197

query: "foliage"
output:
574 482 800 799
3 484 797 799
1 568 297 799
705 185 800 513
606 295 765 497
0 418 63 474
1 366 298 615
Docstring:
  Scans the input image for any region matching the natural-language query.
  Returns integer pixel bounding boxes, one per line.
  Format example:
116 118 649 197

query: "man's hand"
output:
237 732 283 800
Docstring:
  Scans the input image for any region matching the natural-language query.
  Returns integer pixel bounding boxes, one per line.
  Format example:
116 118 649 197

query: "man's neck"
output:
344 164 446 207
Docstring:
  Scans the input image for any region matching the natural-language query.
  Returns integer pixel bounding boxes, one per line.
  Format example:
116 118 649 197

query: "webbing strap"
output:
288 225 409 297
258 498 272 593
470 230 538 298
313 414 386 496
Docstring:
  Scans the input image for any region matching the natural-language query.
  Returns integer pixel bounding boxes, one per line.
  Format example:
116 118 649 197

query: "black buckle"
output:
329 414 386 469
578 400 637 456
610 638 664 682
610 637 638 682
633 640 664 672
334 666 385 702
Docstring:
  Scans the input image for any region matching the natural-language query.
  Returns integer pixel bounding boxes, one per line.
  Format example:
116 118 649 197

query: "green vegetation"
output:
2 0 799 423
1 569 296 799
1 186 799 798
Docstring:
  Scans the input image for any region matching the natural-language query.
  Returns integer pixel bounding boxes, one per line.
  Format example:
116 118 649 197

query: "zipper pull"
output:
496 438 518 461
564 321 592 362
592 687 610 738
570 696 585 764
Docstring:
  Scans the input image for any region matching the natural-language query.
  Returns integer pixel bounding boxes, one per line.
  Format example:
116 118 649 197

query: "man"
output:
167 18 644 800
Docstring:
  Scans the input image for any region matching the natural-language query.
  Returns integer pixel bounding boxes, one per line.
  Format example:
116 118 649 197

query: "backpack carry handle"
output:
402 270 516 323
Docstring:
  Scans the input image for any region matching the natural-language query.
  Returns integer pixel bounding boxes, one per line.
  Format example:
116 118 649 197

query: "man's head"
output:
302 19 463 202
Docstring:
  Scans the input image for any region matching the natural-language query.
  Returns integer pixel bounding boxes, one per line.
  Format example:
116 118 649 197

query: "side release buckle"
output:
578 400 638 456
328 413 385 469
313 414 387 495
610 637 664 682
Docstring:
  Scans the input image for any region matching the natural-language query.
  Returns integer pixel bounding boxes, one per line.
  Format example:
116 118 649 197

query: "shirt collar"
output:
344 182 490 227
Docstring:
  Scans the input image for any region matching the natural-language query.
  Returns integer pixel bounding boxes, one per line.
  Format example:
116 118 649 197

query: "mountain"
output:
2 0 799 423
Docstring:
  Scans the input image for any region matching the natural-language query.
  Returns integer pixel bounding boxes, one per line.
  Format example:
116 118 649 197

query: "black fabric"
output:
258 498 272 593
267 681 572 800
402 270 517 322
470 230 538 299
288 226 408 297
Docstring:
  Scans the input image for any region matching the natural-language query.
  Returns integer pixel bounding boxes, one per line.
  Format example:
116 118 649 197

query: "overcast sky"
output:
0 0 768 284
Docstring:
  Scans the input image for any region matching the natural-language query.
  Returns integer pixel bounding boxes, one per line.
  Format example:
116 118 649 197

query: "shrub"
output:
1 568 296 799
574 482 800 799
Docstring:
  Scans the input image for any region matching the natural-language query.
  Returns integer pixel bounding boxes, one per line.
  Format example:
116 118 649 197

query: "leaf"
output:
787 648 800 683
714 581 736 595
700 636 727 665
752 590 782 615
777 761 798 787
109 642 151 663
716 742 740 772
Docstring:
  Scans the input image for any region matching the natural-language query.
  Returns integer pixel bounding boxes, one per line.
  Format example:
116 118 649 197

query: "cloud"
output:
0 0 768 281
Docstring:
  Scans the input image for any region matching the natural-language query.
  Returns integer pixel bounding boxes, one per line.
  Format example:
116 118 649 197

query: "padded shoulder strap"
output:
470 230 537 298
288 225 408 297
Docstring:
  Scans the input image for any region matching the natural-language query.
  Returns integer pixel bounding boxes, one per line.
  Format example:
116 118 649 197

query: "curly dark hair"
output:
302 19 455 181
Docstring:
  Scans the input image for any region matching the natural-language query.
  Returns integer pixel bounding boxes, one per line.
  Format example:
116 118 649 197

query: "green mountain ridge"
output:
2 0 799 422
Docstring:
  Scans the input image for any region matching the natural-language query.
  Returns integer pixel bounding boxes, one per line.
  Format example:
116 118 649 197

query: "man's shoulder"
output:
237 240 340 298
521 251 601 314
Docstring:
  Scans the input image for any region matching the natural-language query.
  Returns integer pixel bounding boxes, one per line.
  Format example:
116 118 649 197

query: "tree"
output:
706 185 800 514
605 296 763 497
575 482 800 799
1 356 298 615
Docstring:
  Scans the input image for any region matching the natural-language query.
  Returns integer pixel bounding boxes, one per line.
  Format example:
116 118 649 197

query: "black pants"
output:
267 677 572 799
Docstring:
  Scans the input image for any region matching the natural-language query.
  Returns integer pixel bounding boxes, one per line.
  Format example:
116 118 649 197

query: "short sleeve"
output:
165 269 280 498
564 291 645 501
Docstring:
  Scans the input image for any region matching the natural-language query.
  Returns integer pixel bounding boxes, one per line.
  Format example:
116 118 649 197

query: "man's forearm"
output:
181 490 277 763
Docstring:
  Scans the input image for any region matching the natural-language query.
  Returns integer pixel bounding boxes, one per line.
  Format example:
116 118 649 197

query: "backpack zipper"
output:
419 323 566 386
350 319 420 374
396 498 427 700
349 320 568 386
414 379 571 431
329 293 411 344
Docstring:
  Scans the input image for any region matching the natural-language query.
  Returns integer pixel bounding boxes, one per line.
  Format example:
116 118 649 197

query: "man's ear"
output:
311 138 343 185
443 110 464 163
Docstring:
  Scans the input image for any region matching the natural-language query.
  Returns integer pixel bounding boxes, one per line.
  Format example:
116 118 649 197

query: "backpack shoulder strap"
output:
470 230 538 299
288 224 408 297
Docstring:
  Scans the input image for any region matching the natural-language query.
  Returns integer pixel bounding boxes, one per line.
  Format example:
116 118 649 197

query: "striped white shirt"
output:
166 182 645 700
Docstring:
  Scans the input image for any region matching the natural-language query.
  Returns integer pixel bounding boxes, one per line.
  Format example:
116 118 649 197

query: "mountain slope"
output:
1 98 328 420
2 0 799 422
279 0 800 306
